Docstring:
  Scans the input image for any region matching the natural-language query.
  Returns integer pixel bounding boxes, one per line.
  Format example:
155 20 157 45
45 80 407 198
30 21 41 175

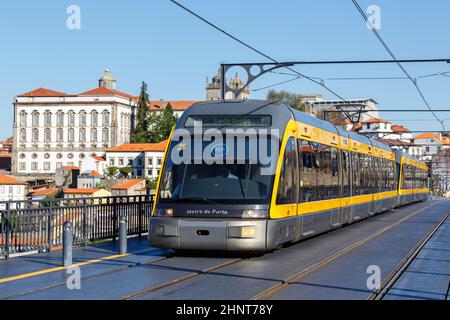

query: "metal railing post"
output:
119 215 127 254
62 221 73 267
82 199 87 244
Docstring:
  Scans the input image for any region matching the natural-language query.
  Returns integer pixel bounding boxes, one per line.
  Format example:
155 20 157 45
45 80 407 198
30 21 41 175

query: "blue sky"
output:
1 0 450 140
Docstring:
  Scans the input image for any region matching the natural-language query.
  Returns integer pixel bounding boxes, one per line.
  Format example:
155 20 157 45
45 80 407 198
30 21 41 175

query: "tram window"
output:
276 137 298 204
342 150 350 198
330 147 340 198
318 143 332 199
351 152 360 196
299 140 318 202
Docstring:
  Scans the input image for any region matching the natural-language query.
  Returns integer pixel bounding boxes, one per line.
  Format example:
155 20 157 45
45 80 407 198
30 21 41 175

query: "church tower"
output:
99 69 117 90
205 70 250 100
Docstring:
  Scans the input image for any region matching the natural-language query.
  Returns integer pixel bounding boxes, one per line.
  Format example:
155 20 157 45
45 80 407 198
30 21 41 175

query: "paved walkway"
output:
385 214 450 300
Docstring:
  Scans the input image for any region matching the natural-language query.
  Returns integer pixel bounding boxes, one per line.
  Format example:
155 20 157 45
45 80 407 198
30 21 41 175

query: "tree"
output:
146 178 158 190
107 166 119 178
148 103 178 143
266 90 307 111
316 110 346 126
119 167 134 177
131 81 151 143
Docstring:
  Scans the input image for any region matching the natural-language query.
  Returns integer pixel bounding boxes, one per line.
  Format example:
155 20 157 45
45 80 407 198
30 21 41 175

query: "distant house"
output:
410 132 450 160
105 140 167 180
80 155 107 176
77 170 103 189
111 179 146 196
64 188 111 203
55 166 80 188
29 187 59 201
0 174 26 208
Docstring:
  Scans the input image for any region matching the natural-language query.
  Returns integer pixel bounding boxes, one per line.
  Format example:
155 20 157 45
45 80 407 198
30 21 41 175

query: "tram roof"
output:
182 100 418 161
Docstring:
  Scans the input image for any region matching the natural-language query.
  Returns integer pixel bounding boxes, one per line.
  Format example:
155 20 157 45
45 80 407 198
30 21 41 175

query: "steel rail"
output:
369 209 450 300
120 257 245 300
252 201 439 300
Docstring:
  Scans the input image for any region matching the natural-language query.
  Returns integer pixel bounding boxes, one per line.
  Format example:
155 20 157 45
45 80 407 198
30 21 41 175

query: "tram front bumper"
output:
149 217 268 251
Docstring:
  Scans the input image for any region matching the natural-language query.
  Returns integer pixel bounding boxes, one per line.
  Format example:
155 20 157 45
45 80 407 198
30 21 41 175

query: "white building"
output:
77 170 103 189
111 179 146 196
308 98 379 122
80 155 107 176
105 140 167 180
410 133 450 160
0 174 26 207
12 69 136 177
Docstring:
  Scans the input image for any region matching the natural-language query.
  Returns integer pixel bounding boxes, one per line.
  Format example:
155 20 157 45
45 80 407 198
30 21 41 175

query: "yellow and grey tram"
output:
149 100 429 251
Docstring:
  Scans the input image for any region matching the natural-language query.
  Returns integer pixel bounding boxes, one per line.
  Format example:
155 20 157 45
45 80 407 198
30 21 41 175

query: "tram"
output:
149 100 429 251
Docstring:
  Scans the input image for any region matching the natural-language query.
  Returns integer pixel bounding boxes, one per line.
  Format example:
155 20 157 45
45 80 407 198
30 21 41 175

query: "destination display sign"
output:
184 115 272 127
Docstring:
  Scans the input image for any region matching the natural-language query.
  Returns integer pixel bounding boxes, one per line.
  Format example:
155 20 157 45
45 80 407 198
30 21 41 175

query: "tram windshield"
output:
159 135 277 204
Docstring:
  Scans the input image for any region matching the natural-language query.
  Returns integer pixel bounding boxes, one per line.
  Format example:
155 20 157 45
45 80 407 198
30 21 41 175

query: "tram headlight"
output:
156 208 174 217
242 209 267 219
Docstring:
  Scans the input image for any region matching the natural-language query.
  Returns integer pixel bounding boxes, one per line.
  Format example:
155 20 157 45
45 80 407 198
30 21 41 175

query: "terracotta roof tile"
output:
30 187 59 197
91 156 106 162
65 188 99 194
0 174 25 185
63 166 80 171
79 87 136 100
112 179 145 190
106 140 167 152
149 100 198 111
18 87 69 97
391 125 409 133
362 118 390 124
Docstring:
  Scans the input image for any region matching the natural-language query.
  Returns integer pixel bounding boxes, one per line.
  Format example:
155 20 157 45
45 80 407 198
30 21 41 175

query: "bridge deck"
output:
1 200 449 300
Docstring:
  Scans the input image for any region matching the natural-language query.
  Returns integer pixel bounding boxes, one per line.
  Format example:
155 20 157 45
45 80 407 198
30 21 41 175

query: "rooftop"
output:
0 174 25 185
112 179 145 190
29 187 59 197
106 140 167 152
65 188 101 195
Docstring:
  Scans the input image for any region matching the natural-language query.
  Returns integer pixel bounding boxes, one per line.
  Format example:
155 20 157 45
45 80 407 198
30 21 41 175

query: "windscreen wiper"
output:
178 196 221 205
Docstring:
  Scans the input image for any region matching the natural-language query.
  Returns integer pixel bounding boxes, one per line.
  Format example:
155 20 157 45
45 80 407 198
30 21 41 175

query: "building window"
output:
68 153 74 159
19 162 26 171
102 128 109 142
128 159 133 166
68 110 75 126
148 158 153 166
157 158 162 166
56 128 63 142
31 162 38 171
32 128 39 142
20 111 27 127
44 128 51 142
91 128 97 142
20 129 26 142
44 110 52 126
67 162 74 167
56 162 62 169
79 128 86 142
91 111 98 126
109 159 115 166
68 128 75 142
44 162 51 171
32 111 40 127
137 170 142 177
79 111 86 126
102 110 110 126
119 158 124 166
57 111 64 126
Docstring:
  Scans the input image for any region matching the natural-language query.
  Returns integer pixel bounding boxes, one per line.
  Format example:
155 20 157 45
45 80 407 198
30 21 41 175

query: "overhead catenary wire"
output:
168 0 360 122
351 0 445 130
252 70 450 92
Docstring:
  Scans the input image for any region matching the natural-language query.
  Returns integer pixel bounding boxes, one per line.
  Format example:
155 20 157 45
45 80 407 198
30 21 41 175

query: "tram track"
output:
120 257 244 300
369 208 450 300
251 201 440 300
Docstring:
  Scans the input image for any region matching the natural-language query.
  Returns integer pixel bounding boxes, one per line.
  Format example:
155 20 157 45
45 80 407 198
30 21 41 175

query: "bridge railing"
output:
0 195 154 259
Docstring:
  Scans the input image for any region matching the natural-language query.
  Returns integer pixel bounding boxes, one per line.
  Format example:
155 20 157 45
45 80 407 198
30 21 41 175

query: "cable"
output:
351 0 445 130
169 0 356 121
